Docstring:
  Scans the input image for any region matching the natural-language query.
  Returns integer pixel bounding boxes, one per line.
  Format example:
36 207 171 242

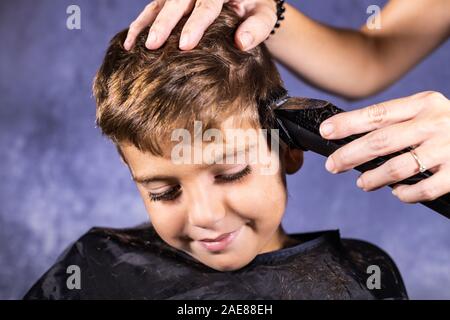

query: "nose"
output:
187 184 226 229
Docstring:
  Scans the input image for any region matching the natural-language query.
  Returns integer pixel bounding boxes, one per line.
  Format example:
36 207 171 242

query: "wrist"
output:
270 0 286 35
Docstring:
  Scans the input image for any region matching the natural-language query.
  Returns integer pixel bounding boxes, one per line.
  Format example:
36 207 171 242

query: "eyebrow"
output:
133 143 257 185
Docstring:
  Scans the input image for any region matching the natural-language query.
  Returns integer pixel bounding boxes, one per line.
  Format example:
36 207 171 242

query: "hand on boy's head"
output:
124 0 277 52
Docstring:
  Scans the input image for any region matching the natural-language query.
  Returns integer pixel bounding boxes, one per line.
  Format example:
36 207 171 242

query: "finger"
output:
178 0 225 50
391 166 450 203
320 92 430 139
125 1 165 50
326 119 429 173
146 0 196 49
235 3 277 51
356 141 449 191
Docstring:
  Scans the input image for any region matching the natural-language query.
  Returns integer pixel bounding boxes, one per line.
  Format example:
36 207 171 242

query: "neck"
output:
259 226 297 254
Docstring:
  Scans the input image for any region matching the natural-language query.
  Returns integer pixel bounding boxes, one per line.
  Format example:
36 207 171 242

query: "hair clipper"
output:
264 88 450 219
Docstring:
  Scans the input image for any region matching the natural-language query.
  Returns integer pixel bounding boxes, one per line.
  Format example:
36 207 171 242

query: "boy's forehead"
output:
119 113 271 170
120 133 261 166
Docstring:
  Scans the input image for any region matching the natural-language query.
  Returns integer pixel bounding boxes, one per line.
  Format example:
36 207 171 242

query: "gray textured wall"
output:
0 0 448 299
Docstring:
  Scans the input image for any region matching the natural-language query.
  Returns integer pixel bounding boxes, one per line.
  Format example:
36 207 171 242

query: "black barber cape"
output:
24 224 408 300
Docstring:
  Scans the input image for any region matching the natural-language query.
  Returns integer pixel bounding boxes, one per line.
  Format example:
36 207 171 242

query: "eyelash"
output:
148 165 252 202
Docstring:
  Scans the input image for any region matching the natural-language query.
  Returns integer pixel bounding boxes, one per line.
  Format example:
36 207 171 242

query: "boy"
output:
24 7 407 300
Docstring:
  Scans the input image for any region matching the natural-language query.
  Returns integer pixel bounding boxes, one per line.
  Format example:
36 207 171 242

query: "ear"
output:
283 147 304 174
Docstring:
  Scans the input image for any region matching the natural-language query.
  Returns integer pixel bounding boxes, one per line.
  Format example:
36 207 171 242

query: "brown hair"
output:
93 5 285 157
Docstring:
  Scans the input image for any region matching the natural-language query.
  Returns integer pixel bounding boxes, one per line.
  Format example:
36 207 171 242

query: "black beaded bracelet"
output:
270 0 286 35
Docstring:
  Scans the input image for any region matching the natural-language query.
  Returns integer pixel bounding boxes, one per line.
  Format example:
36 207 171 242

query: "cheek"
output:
257 175 287 222
137 187 185 242
226 168 287 222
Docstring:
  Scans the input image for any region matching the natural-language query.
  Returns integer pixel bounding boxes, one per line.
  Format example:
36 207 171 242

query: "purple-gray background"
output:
0 0 449 300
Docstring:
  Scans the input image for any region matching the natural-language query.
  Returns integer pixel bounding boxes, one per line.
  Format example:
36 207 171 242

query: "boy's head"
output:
93 6 303 271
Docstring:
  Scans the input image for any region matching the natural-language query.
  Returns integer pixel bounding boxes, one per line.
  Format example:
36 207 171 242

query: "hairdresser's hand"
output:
124 0 277 51
319 91 450 203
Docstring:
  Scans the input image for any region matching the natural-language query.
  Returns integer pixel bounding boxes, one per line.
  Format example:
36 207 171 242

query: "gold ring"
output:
409 149 427 173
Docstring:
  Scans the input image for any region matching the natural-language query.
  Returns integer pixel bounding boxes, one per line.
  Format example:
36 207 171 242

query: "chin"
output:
202 253 254 272
206 261 248 272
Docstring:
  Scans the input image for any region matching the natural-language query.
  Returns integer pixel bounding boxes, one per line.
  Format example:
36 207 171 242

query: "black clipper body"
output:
270 93 450 218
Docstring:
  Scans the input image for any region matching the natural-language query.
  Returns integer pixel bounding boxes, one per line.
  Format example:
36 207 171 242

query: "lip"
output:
198 227 241 252
200 232 233 242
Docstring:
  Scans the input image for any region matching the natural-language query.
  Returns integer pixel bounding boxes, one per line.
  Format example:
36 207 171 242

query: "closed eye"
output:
215 165 252 183
148 165 252 202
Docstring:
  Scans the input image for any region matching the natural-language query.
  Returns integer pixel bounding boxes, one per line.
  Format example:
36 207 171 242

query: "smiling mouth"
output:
198 227 241 252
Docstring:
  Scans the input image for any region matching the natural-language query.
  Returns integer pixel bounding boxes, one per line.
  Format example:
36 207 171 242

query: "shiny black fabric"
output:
23 224 408 300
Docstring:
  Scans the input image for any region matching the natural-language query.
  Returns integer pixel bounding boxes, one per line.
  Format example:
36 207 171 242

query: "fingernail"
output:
325 157 335 173
392 188 398 196
180 33 189 48
320 122 334 137
146 31 157 47
356 177 363 188
240 32 254 49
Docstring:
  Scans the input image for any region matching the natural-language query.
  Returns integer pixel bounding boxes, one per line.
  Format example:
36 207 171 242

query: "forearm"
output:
265 3 380 99
361 0 450 96
265 1 450 99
